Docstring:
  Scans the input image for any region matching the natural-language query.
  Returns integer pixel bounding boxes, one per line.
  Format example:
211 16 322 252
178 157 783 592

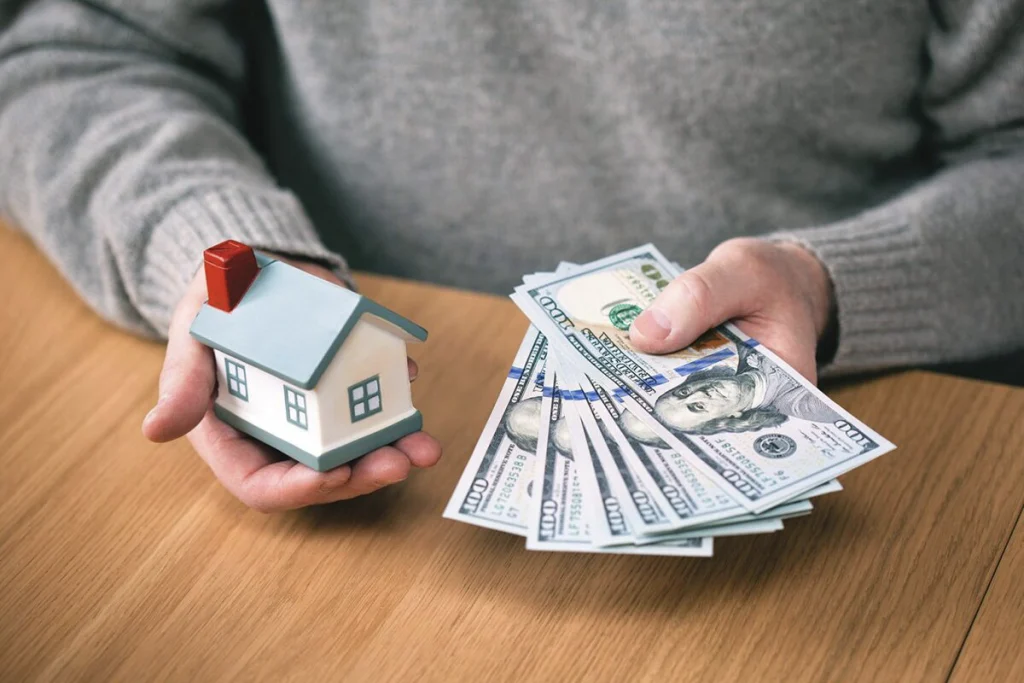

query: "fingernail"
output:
632 307 672 341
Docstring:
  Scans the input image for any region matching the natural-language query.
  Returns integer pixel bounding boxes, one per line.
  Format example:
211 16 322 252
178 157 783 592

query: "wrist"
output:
777 242 837 343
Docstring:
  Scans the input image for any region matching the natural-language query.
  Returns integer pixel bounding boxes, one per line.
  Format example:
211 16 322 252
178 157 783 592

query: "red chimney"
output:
203 240 258 312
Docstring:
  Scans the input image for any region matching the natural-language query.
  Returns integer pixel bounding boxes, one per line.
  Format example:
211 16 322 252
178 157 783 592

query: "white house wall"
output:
318 317 415 449
213 349 324 454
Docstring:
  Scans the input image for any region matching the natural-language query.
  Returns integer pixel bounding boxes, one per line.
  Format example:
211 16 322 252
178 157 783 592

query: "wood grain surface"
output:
1 225 1022 682
949 508 1024 682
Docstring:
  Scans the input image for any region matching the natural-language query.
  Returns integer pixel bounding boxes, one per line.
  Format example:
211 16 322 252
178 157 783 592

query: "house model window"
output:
349 376 382 422
225 359 249 401
284 386 308 429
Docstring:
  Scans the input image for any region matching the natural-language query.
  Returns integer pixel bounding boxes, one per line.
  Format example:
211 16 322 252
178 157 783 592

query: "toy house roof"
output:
190 254 427 390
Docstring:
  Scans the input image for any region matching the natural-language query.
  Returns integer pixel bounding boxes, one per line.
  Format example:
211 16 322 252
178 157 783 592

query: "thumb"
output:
629 258 750 354
143 276 216 442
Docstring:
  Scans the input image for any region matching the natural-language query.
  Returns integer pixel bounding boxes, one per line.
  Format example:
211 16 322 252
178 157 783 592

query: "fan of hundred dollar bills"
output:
444 245 895 557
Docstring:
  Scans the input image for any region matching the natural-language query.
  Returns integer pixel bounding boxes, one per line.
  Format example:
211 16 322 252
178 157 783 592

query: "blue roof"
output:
190 257 427 389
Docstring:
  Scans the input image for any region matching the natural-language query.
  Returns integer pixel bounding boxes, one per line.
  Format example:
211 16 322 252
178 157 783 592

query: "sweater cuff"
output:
134 187 351 337
769 211 942 376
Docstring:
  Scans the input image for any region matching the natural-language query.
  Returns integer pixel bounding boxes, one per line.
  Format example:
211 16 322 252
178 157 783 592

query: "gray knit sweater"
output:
1 1 1022 375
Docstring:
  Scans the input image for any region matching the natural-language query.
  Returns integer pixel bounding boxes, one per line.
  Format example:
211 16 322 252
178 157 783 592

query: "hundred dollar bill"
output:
557 368 780 547
512 245 895 512
651 518 785 542
556 386 633 545
526 363 587 550
637 500 811 544
554 360 683 541
526 363 712 557
534 265 699 538
443 326 548 535
611 325 894 512
655 480 841 532
573 371 754 532
565 385 786 544
568 364 838 532
634 485 829 543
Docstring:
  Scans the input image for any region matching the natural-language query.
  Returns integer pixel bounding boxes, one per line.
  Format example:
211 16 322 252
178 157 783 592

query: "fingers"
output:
244 459 359 511
627 238 829 384
188 411 357 511
331 447 412 501
143 273 217 442
189 406 440 511
408 357 419 381
393 431 442 468
630 250 752 354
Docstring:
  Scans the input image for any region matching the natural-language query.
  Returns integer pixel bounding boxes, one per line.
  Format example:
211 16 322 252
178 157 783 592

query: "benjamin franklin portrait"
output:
619 343 841 444
504 396 573 455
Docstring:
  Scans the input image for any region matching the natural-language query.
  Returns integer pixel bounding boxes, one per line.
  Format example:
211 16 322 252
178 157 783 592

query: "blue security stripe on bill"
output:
600 343 754 394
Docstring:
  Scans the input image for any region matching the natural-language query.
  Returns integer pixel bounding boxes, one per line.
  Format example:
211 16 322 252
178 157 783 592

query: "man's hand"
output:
141 257 442 512
629 239 835 383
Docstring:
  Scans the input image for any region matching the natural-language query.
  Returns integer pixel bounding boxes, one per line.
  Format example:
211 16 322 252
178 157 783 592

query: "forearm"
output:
774 153 1024 375
0 2 345 337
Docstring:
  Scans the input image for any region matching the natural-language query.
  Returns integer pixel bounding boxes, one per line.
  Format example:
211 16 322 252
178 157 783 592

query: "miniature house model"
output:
190 240 427 471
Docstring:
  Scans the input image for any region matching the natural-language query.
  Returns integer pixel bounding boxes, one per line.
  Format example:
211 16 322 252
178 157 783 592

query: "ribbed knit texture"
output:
139 189 349 334
1 0 1022 375
772 216 942 374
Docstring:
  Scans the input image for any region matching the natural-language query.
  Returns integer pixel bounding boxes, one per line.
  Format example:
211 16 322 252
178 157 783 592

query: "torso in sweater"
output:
245 0 933 293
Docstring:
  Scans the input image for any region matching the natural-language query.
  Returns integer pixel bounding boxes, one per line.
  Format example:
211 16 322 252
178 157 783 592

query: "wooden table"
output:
2 226 1023 682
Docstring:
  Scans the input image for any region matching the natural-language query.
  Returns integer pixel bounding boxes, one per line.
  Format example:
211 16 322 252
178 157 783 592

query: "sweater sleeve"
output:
0 1 347 338
770 0 1024 375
